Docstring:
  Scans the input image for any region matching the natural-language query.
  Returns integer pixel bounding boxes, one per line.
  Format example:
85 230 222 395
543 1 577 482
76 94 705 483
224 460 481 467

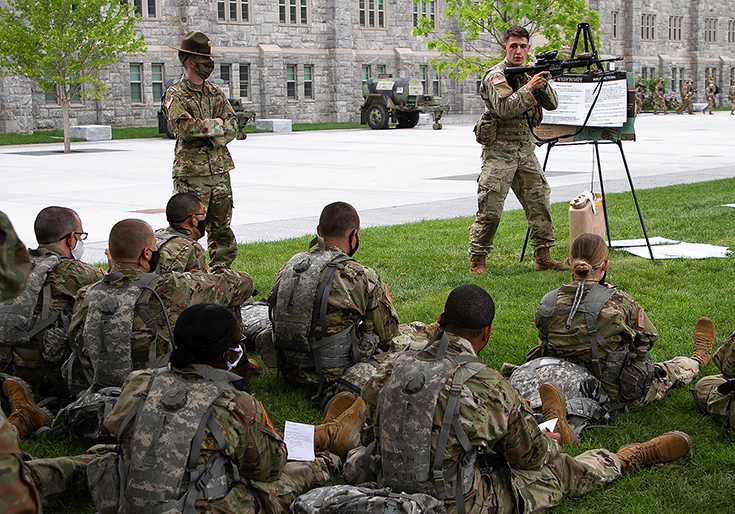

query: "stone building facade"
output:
2 0 735 133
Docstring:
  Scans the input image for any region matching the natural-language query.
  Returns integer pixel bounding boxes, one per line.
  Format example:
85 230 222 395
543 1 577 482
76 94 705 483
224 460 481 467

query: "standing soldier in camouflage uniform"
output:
652 78 666 114
729 78 735 115
267 202 399 392
676 79 690 114
693 328 735 433
69 219 256 389
0 211 30 302
528 234 715 408
102 304 363 514
703 79 716 115
163 31 239 271
635 83 645 114
155 192 208 273
470 25 568 274
350 285 692 514
0 207 104 415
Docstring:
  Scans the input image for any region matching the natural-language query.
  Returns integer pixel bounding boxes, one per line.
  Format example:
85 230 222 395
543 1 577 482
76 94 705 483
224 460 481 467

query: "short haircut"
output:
318 202 360 238
503 25 530 43
108 219 155 261
34 206 79 244
171 304 240 368
442 285 495 337
166 192 202 224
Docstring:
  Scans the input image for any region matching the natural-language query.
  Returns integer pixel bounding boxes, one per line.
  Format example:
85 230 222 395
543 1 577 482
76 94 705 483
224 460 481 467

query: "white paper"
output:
622 242 730 260
721 204 735 208
283 421 315 462
543 78 627 127
538 418 558 432
609 237 679 247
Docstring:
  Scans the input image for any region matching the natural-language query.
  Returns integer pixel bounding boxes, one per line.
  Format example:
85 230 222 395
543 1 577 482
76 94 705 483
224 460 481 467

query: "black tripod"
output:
520 138 655 261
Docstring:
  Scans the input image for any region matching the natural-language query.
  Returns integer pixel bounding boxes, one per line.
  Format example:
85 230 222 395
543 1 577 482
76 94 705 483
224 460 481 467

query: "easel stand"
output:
520 138 655 262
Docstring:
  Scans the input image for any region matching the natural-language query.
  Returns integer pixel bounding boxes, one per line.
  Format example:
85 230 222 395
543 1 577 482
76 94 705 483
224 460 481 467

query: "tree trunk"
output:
61 99 71 154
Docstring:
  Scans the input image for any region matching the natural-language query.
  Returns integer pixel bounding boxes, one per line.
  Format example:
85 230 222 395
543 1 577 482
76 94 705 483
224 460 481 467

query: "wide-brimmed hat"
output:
169 31 222 58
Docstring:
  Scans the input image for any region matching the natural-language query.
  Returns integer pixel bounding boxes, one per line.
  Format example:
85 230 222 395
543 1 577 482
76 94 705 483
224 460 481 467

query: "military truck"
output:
360 77 450 130
157 78 255 140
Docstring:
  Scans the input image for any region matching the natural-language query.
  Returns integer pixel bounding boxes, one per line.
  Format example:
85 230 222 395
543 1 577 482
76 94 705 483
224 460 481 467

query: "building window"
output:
419 66 428 93
131 0 157 18
279 0 308 25
640 66 656 80
303 65 313 99
641 14 655 41
360 0 384 28
361 65 371 81
44 87 57 105
413 1 435 28
152 63 164 100
671 67 684 92
728 20 735 43
376 65 386 77
287 64 296 99
669 16 683 41
612 11 619 39
130 64 142 102
239 64 250 99
220 64 231 86
218 0 249 22
430 68 439 96
705 18 718 43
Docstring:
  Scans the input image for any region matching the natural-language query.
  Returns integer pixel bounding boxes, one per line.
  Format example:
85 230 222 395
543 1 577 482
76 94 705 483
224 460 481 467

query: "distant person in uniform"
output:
162 31 239 271
635 83 644 114
652 78 666 114
703 79 716 115
676 79 690 115
729 78 735 115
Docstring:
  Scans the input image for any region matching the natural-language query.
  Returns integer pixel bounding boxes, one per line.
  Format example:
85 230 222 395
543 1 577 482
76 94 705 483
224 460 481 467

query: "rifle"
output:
504 50 622 81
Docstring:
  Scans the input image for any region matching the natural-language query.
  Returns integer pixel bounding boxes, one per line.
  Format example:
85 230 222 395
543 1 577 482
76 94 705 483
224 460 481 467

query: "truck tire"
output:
397 111 420 128
367 104 389 130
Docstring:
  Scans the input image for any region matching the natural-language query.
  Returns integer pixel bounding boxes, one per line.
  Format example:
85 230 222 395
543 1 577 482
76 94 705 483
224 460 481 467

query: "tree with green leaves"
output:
412 0 600 81
0 0 145 153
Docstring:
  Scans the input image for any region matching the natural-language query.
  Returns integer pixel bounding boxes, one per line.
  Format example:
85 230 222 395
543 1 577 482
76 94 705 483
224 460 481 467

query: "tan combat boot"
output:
691 317 715 368
539 382 580 446
534 248 571 271
322 391 357 421
425 322 442 338
314 397 366 459
616 431 692 473
2 378 53 439
470 254 488 274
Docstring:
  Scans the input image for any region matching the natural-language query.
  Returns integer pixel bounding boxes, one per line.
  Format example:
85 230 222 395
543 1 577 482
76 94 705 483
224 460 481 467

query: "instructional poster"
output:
542 76 627 127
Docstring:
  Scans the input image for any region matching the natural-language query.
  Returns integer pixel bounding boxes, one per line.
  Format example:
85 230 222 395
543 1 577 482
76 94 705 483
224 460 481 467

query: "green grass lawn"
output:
35 178 735 513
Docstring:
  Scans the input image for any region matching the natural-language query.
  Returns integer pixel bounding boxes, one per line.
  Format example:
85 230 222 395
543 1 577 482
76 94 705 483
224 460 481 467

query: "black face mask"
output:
148 250 160 272
193 219 205 239
598 269 607 286
348 233 359 257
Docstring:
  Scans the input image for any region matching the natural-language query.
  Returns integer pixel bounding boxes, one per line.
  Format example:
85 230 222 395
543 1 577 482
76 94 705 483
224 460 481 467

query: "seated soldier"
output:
155 192 208 273
0 210 30 301
266 202 399 394
349 284 692 514
693 328 735 433
526 233 715 408
69 219 256 391
103 303 364 514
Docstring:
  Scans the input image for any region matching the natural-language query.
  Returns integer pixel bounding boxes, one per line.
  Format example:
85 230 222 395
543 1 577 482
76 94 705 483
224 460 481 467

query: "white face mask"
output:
71 239 85 260
225 345 244 371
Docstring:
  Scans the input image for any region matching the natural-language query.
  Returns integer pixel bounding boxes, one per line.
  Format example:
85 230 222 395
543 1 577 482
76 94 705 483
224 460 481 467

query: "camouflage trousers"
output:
469 142 554 256
653 96 666 114
173 173 237 270
676 98 693 114
692 374 735 433
206 451 340 514
0 412 39 513
634 356 700 408
703 98 715 114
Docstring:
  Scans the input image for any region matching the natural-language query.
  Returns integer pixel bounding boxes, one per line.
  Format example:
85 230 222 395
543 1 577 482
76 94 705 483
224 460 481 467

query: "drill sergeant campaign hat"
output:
170 31 222 61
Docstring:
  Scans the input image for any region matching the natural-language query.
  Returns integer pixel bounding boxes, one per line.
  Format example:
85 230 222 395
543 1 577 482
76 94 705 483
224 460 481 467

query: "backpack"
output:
509 357 611 432
291 485 447 514
52 384 121 443
269 236 377 394
366 332 486 514
319 359 381 413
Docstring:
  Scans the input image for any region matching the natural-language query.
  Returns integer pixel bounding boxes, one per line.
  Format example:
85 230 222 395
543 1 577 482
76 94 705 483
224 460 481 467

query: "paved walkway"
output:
2 112 734 264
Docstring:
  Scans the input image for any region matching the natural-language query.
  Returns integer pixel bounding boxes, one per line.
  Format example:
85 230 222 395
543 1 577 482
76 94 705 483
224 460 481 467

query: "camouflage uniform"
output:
652 82 666 114
693 330 735 432
676 82 689 114
70 263 253 379
1 245 104 398
0 212 30 302
105 366 340 514
359 333 623 514
530 282 700 407
635 85 644 114
703 83 716 115
155 225 208 273
469 59 559 256
729 82 735 114
270 243 399 385
163 75 238 270
0 409 39 513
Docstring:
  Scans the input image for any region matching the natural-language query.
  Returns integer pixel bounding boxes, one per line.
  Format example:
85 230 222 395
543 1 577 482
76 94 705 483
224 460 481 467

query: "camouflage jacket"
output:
155 226 208 274
532 281 658 363
162 75 238 178
654 84 665 98
729 85 735 100
70 263 253 372
2 245 104 371
105 365 287 481
270 243 400 384
0 410 40 513
713 330 735 378
362 333 557 514
479 59 558 147
0 211 30 302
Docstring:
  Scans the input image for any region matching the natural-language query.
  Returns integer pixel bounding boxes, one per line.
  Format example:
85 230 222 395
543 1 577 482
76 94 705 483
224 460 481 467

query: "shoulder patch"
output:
383 283 392 304
164 95 173 108
637 307 646 328
492 75 507 85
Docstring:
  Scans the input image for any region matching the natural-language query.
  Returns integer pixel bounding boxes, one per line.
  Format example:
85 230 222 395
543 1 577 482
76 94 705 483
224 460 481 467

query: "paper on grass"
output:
609 237 679 247
622 242 730 260
283 421 315 461
538 418 558 433
721 204 735 208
